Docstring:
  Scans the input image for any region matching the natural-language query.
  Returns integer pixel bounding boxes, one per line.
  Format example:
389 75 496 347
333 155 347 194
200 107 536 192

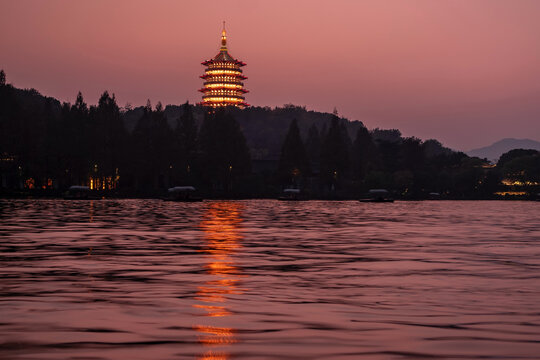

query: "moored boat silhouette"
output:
359 189 394 203
278 188 303 201
163 186 203 202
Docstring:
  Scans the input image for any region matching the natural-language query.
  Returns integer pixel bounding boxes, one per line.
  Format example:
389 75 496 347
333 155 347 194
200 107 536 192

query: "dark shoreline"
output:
1 193 537 201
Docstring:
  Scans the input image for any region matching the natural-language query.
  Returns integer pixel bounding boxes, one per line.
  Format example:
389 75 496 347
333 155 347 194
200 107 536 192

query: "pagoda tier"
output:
199 24 249 109
200 73 247 80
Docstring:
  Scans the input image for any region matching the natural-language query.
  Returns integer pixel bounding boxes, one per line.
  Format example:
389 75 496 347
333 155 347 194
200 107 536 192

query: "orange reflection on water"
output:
192 304 232 317
205 261 238 275
197 351 229 360
194 202 246 359
194 325 237 345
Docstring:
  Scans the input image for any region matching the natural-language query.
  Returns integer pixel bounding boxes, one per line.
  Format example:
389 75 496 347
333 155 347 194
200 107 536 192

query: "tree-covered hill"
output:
1 69 537 199
124 103 366 160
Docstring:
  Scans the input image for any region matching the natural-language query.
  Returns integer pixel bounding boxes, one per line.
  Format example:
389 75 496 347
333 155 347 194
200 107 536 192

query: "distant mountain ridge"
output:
467 138 540 162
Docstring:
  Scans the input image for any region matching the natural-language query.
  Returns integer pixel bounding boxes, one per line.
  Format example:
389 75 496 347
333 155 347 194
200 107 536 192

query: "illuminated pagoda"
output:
199 23 249 109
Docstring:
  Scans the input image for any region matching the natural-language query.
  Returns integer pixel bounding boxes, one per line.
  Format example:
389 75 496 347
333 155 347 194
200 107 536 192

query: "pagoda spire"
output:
221 21 227 51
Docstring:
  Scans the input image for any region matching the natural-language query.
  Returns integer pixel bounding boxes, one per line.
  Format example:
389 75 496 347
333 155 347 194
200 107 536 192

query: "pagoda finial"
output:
221 21 227 51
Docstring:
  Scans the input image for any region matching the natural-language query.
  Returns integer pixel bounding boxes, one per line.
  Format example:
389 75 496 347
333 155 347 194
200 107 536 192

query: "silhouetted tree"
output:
371 128 402 143
130 100 173 191
423 139 451 158
173 101 198 183
152 101 174 188
277 119 310 186
499 150 540 183
305 124 321 169
198 109 251 193
0 70 5 86
452 157 487 198
376 140 400 174
320 116 350 188
89 91 127 187
352 126 377 182
497 149 539 168
400 137 424 171
0 71 19 159
59 92 90 185
130 100 153 191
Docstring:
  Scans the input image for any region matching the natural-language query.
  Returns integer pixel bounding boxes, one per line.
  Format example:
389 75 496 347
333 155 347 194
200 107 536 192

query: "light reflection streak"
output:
195 202 245 360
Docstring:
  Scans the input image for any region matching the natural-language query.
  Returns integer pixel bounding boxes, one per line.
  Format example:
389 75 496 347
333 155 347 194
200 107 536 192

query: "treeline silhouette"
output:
1 70 538 199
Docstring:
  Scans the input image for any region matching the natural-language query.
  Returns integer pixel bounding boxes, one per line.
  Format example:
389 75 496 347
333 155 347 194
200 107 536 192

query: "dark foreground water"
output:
1 200 540 360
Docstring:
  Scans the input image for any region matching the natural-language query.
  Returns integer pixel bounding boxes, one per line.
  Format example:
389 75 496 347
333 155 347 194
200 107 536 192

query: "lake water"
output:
1 199 540 359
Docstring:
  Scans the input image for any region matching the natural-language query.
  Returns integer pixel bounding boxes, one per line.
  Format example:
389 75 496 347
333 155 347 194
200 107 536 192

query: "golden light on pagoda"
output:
199 22 249 109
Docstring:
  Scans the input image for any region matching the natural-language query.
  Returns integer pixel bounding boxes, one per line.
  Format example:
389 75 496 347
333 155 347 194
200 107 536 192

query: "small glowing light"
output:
495 191 527 196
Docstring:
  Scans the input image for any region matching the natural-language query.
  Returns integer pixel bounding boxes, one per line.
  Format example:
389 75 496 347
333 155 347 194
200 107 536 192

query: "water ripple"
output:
1 199 539 359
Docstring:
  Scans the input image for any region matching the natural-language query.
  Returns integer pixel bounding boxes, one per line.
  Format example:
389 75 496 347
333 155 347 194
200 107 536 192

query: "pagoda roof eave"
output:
197 102 250 109
202 95 246 100
199 86 248 91
200 74 247 80
202 57 246 67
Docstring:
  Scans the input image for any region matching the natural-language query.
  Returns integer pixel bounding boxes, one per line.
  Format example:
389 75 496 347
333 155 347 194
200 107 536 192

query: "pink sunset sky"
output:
1 0 539 151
